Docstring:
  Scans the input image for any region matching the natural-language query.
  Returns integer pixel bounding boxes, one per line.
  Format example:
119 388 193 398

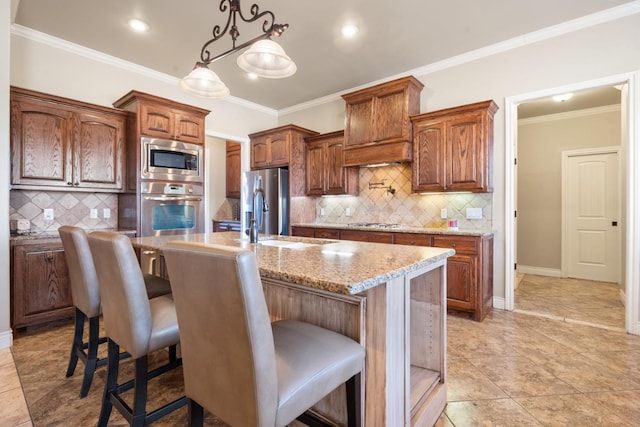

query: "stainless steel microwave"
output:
141 137 203 182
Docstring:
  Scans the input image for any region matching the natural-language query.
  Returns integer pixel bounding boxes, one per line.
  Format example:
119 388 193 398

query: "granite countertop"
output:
293 223 493 237
10 229 137 242
132 232 454 295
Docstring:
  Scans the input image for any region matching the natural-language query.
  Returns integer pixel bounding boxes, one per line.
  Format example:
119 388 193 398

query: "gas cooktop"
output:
347 222 406 229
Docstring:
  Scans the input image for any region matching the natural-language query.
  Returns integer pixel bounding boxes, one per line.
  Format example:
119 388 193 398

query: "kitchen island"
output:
132 232 454 426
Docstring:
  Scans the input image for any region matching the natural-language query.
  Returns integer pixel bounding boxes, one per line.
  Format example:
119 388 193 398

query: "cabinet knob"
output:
451 243 457 248
67 181 73 186
45 255 54 263
74 182 79 186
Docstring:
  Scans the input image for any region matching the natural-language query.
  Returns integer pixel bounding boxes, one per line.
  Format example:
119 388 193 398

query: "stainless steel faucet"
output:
249 187 269 243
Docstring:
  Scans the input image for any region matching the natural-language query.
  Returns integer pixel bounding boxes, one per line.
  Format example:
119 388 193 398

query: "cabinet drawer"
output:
394 233 432 247
315 228 341 239
432 236 478 255
291 226 315 238
341 230 394 244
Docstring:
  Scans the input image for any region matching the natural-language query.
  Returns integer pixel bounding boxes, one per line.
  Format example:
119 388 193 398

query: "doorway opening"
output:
504 72 640 335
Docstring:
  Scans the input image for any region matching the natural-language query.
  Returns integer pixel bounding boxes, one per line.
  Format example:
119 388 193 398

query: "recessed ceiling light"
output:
128 18 149 33
552 93 573 102
341 24 359 38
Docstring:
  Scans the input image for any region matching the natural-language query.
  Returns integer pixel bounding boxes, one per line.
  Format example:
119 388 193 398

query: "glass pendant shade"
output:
237 39 297 78
179 63 230 98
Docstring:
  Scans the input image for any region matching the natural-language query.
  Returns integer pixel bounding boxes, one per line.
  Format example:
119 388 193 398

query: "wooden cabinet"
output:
137 100 205 144
342 76 423 166
11 239 74 329
411 100 498 193
340 229 395 244
226 141 242 198
305 131 358 196
248 125 318 198
291 225 494 321
10 87 126 192
249 124 318 170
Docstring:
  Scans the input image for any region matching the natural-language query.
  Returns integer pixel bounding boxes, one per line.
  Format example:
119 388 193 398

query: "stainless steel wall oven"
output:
140 182 204 237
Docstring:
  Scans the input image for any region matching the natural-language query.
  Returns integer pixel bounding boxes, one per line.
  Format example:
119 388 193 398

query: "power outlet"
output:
466 207 483 219
43 208 54 221
345 207 351 217
320 207 325 217
90 209 98 219
103 208 111 219
440 208 448 219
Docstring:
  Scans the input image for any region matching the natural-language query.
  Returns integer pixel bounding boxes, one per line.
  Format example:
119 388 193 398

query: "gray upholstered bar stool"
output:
87 231 186 427
164 241 365 427
59 226 172 398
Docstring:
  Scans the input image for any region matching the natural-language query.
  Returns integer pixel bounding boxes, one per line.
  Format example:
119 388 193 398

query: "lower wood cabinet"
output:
291 226 493 321
11 239 74 329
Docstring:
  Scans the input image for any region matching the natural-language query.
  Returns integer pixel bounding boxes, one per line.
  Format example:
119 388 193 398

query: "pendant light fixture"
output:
180 0 296 98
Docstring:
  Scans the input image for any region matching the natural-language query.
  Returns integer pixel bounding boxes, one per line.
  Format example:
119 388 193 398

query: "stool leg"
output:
188 399 204 427
346 373 362 427
97 339 119 427
169 344 177 363
131 356 148 427
65 308 84 378
79 315 100 398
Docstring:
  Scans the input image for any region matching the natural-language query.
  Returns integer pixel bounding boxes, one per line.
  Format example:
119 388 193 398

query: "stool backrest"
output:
87 231 152 359
59 226 101 317
164 241 278 427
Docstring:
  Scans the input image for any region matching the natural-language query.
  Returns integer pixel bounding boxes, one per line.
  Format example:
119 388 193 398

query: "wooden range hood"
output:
341 76 424 167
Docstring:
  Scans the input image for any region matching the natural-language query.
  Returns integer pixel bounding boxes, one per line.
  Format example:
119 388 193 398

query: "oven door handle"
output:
143 196 203 202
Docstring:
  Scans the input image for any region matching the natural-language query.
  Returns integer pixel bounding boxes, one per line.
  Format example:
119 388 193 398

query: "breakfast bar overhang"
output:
132 233 454 426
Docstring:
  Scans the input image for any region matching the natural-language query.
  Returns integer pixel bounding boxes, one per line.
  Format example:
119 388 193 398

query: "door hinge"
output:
514 263 517 270
514 158 517 165
514 210 517 218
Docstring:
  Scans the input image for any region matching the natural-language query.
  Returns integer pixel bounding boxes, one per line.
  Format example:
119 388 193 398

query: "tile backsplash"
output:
10 190 118 233
314 164 492 229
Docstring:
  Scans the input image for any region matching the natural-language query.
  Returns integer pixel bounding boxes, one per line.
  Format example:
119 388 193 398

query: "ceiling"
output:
12 0 635 111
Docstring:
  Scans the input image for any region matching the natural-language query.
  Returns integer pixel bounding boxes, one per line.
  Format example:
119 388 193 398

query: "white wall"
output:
1 1 12 348
517 108 621 270
279 13 640 300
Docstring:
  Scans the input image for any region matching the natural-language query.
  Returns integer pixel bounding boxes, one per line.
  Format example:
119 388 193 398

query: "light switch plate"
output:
345 207 351 217
90 209 98 219
440 208 447 219
466 207 483 219
103 208 111 219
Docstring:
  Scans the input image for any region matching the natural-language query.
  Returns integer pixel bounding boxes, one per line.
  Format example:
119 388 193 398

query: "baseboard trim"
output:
516 265 562 277
493 296 506 310
620 289 626 307
0 329 13 349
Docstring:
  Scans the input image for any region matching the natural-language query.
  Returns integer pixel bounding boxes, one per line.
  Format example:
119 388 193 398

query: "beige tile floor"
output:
3 278 639 426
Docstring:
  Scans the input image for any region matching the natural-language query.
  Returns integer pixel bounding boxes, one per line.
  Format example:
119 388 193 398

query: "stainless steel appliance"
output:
140 182 204 237
141 137 203 182
242 168 289 237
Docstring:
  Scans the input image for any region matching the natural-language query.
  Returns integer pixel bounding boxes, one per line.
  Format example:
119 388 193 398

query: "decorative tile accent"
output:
9 190 118 233
314 164 492 229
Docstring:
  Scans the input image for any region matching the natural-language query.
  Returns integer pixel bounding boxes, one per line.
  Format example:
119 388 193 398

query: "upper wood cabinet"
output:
10 87 126 192
411 100 498 193
114 90 209 145
341 76 423 166
248 125 318 197
304 130 358 196
226 141 241 199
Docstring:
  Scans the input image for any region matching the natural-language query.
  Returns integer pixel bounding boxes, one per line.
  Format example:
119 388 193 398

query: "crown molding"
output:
10 24 277 116
280 1 640 116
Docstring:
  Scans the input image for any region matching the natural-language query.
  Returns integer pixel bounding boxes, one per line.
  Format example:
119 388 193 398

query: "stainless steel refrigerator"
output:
241 168 289 236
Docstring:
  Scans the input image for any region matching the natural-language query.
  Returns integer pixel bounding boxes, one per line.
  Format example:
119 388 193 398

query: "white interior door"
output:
565 149 620 282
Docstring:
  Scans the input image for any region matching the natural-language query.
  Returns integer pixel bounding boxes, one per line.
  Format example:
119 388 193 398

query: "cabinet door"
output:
140 104 174 139
325 139 348 195
444 255 476 310
344 98 373 147
305 141 325 196
315 228 341 239
267 131 290 167
446 111 485 191
250 136 270 169
341 229 394 243
11 99 73 188
394 233 432 247
12 243 74 328
374 90 406 142
174 112 204 143
226 142 241 198
412 119 446 192
73 111 124 190
291 226 315 237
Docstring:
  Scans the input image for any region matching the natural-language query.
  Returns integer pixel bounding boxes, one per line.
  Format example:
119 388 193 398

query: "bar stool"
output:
163 241 365 427
59 226 172 398
87 231 186 427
